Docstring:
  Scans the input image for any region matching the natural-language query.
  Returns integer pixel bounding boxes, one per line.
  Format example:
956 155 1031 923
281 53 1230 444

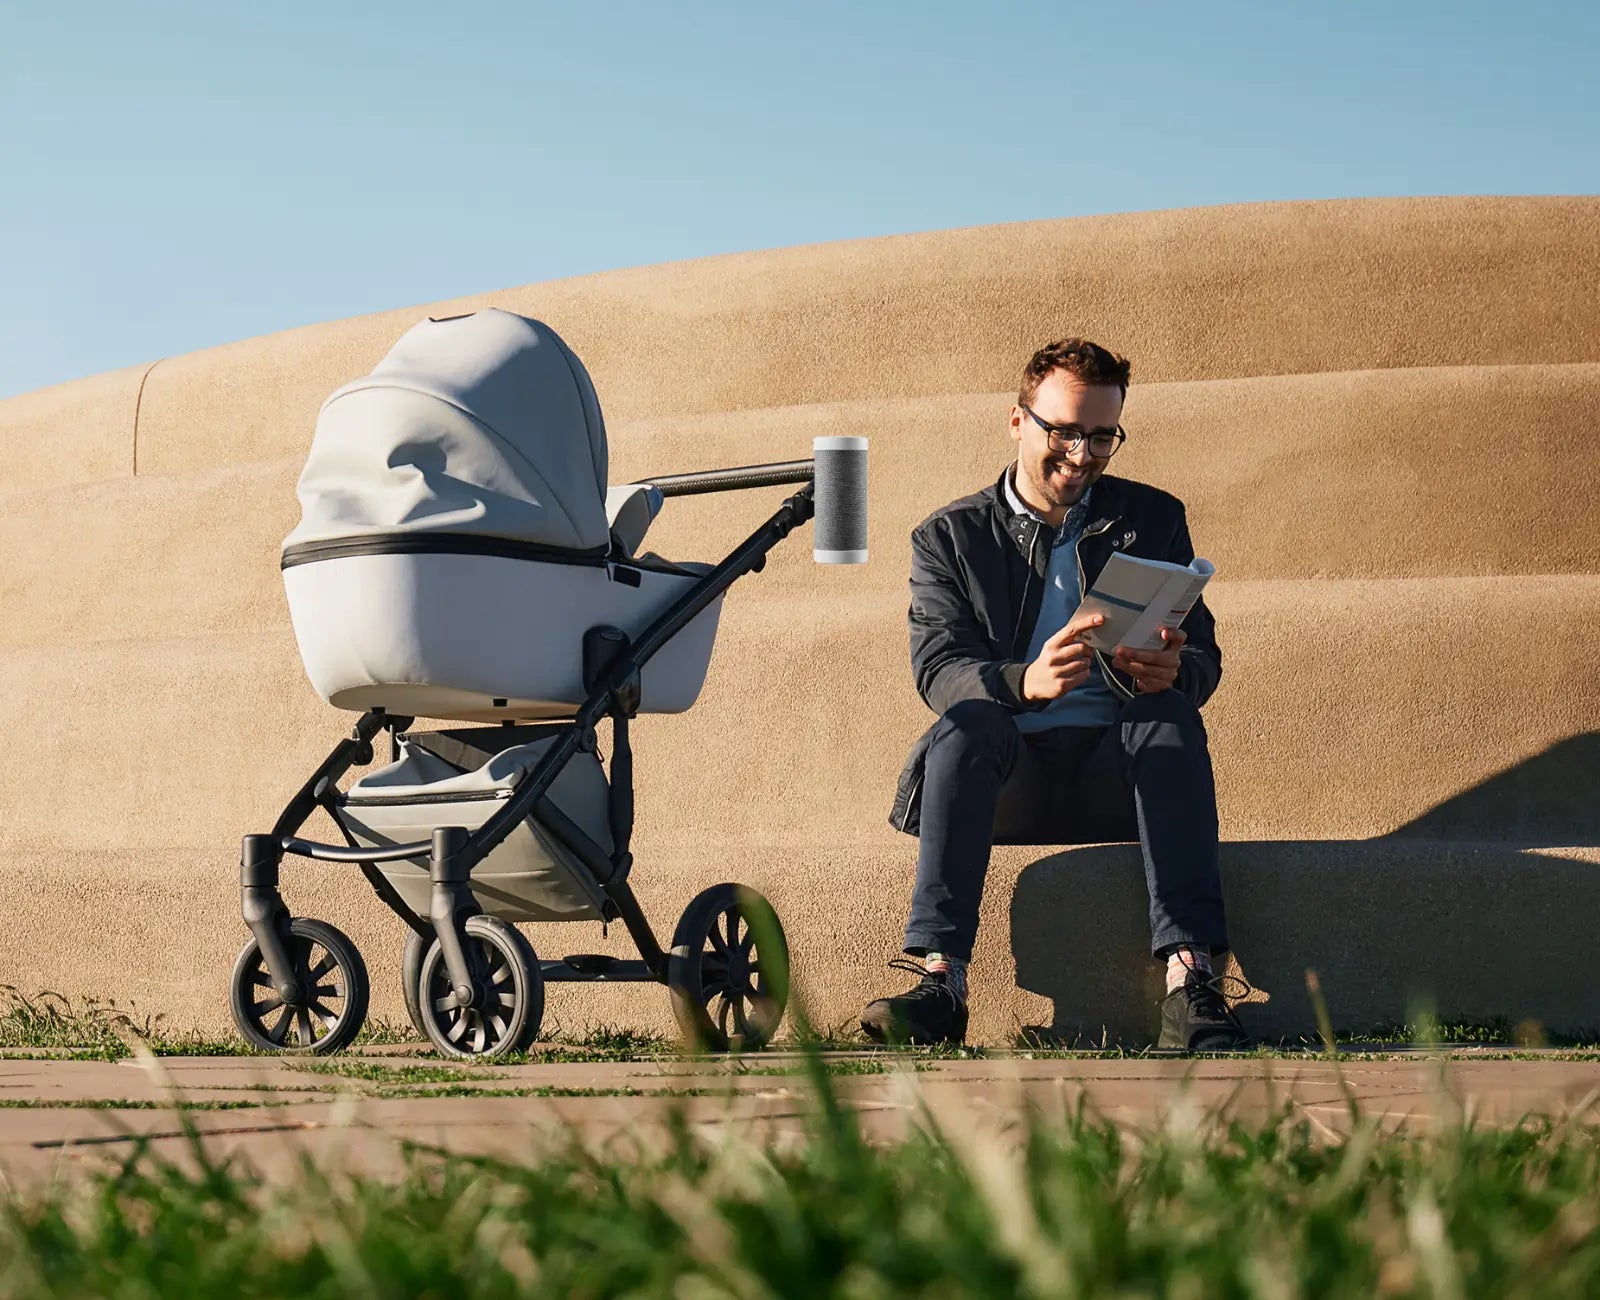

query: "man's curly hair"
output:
1018 338 1131 406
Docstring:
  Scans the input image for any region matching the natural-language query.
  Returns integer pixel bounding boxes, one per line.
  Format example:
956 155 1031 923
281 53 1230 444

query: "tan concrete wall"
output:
2 196 1597 1044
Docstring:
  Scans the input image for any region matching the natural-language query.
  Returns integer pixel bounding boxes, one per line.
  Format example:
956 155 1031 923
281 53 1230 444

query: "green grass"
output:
2 1058 1600 1297
0 1098 285 1111
287 1060 497 1085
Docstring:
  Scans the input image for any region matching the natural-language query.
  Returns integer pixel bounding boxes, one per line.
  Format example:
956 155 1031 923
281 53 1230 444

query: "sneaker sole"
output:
859 1016 963 1048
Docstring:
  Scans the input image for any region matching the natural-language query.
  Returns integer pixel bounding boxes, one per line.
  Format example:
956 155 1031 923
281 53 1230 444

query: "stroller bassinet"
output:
231 308 857 1062
281 307 723 721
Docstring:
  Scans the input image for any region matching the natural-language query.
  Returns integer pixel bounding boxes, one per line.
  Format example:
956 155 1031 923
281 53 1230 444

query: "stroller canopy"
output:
283 309 612 558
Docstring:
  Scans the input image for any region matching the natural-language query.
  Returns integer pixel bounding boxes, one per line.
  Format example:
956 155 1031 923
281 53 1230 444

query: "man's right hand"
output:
1021 611 1106 703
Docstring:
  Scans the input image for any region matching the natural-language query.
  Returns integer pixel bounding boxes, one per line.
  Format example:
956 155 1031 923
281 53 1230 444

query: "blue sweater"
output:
1004 466 1121 732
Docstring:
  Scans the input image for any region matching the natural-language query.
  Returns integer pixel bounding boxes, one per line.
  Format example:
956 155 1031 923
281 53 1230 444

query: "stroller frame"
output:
236 459 818 1053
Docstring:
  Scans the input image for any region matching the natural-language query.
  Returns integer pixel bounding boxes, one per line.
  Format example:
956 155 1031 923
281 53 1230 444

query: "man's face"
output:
1008 369 1124 516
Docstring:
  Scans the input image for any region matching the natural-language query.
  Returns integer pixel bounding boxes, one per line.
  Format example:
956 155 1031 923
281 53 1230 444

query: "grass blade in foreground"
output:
2 1064 1600 1297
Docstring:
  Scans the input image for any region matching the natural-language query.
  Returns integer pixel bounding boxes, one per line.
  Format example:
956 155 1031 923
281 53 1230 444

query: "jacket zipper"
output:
1011 523 1039 655
896 771 922 833
1076 517 1136 701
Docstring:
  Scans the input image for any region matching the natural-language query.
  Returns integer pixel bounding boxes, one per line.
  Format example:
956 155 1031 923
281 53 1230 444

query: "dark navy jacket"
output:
888 466 1223 835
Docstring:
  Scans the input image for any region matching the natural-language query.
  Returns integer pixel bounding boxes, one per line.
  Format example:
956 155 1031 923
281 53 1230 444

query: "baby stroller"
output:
228 308 865 1058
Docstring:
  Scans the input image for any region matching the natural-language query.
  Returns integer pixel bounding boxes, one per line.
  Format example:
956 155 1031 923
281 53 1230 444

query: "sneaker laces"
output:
885 957 966 1007
1163 970 1253 1032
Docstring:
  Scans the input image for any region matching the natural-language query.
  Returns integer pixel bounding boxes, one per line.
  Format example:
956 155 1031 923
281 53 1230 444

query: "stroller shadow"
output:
1009 733 1600 1047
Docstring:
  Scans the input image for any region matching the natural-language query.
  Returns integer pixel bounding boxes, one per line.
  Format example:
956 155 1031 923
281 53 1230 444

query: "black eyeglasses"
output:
1020 405 1126 459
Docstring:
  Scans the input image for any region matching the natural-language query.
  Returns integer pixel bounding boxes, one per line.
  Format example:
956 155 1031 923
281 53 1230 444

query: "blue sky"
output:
3 0 1596 399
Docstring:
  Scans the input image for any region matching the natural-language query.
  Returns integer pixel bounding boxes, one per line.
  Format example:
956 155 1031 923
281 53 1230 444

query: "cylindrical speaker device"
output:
813 436 868 564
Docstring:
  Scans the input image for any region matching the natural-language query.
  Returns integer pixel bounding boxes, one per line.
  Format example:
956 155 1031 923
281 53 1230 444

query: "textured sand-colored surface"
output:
1 196 1596 1045
2 1051 1598 1188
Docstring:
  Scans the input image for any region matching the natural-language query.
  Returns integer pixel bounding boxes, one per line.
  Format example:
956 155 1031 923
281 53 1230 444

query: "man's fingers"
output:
1048 641 1096 666
1054 612 1107 644
1160 626 1188 648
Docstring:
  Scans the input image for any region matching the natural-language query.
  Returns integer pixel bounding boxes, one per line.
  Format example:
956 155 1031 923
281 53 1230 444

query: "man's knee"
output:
931 698 1018 753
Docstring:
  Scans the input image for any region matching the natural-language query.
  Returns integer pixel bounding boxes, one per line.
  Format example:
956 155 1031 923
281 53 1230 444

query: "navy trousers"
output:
902 689 1229 962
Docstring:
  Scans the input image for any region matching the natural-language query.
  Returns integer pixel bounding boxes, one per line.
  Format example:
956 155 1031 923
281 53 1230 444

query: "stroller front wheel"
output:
401 929 430 1041
417 915 544 1059
668 883 790 1053
229 917 370 1055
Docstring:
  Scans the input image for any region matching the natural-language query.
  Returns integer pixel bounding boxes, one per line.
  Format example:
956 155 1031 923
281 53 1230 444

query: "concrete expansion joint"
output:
130 357 165 477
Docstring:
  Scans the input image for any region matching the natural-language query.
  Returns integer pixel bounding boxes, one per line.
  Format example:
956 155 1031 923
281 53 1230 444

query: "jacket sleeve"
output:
908 519 1042 716
1164 505 1223 708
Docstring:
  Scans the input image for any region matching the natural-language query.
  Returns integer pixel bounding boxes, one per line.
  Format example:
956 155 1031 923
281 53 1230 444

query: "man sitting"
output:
867 338 1250 1051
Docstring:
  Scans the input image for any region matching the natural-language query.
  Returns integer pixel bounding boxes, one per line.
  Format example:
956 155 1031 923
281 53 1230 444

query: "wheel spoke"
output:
308 954 336 982
489 1013 509 1040
470 1016 486 1054
707 922 728 955
295 1007 314 1046
432 994 457 1013
489 960 512 986
254 995 283 1015
266 1005 294 1045
313 984 338 999
447 1011 470 1043
309 1000 339 1030
716 993 734 1037
732 994 753 1040
252 970 273 989
497 992 517 1009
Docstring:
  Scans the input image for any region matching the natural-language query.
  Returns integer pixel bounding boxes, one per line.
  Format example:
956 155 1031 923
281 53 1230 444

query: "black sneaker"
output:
1157 972 1253 1052
860 959 969 1046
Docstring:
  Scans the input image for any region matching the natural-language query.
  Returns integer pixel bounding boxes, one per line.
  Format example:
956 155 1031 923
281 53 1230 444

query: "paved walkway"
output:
2 1048 1597 1189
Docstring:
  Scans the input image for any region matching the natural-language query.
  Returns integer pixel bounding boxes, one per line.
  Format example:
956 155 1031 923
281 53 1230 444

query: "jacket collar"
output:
989 464 1124 561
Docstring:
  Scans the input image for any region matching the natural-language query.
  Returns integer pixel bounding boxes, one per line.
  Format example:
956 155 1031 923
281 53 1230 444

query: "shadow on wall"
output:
1010 733 1600 1047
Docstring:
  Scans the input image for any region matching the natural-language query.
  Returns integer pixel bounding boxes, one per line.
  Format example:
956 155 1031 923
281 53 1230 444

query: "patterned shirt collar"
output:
1005 462 1093 545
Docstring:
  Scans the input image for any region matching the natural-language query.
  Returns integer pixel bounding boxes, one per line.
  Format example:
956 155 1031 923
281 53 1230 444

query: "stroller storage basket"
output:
338 726 612 922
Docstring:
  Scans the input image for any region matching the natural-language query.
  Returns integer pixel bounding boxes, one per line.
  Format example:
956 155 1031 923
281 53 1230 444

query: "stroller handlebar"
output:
637 459 815 498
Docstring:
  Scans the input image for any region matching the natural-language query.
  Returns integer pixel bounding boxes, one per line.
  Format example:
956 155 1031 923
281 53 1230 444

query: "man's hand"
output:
1113 626 1187 694
1021 611 1106 703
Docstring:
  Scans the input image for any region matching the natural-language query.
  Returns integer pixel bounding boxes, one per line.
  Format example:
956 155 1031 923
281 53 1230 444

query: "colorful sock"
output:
924 952 969 1003
1165 946 1213 993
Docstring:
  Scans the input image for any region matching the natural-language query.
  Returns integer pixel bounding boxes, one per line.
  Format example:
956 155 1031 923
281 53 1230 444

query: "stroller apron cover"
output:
281 307 724 722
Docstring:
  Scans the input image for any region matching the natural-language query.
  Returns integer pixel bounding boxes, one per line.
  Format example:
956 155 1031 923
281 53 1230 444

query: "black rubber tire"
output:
229 917 370 1055
401 929 429 1041
667 883 789 1052
417 915 544 1059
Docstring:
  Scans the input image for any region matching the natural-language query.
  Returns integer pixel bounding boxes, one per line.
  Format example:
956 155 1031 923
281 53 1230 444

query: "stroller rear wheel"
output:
229 917 370 1055
417 915 544 1059
668 883 789 1052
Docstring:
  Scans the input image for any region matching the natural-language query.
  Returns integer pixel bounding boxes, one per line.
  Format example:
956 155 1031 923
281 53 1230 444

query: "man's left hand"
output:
1113 626 1186 693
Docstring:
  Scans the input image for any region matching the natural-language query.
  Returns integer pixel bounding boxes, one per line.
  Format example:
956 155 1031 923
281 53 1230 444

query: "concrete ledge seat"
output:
999 841 1600 1047
5 841 1598 1047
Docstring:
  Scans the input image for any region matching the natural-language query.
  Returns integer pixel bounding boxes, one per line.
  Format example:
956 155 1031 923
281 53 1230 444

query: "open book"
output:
1072 552 1216 653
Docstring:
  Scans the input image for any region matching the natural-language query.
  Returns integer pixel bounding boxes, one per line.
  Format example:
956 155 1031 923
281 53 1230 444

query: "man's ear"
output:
1007 405 1024 444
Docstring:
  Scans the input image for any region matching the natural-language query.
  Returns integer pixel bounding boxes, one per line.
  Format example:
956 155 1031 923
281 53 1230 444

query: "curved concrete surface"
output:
1 196 1596 1045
